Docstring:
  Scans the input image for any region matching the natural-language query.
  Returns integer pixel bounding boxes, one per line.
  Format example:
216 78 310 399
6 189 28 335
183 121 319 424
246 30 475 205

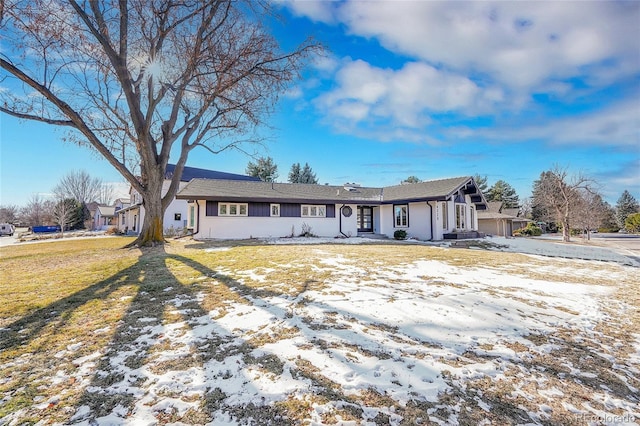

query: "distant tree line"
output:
472 168 639 241
0 170 116 230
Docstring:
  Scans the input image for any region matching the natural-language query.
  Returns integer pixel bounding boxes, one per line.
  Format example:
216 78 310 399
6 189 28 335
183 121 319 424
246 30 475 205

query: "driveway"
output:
589 233 640 262
0 235 18 247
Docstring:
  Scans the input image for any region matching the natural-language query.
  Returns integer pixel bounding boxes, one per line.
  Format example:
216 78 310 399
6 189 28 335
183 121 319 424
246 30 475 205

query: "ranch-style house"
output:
176 176 488 241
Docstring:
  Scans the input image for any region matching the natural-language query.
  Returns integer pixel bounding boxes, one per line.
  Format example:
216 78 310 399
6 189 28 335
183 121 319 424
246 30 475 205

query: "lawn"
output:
0 237 638 425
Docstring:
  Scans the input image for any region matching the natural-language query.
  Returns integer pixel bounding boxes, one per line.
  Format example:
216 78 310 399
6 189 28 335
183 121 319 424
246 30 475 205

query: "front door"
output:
357 206 373 232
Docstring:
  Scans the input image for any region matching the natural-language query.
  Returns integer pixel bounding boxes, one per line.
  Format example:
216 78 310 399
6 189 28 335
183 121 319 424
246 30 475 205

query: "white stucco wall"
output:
163 198 189 232
378 202 433 240
192 202 359 240
128 181 190 234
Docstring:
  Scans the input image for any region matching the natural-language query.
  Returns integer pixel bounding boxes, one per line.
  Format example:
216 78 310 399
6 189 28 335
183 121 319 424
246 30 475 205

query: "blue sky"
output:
1 1 639 207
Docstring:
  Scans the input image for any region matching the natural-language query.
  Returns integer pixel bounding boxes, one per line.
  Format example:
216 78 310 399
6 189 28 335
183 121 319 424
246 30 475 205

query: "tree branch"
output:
0 105 75 126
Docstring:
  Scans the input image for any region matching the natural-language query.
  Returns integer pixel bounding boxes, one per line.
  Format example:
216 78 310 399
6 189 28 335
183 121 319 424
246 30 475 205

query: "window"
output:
441 202 448 229
270 204 280 217
469 206 475 230
189 206 195 227
218 203 248 216
394 204 408 227
456 204 466 230
174 213 181 221
301 204 326 217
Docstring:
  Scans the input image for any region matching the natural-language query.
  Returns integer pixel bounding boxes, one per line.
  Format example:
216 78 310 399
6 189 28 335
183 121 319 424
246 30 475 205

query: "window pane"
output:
318 206 326 217
302 206 309 216
230 205 237 215
239 204 247 215
310 206 317 216
442 203 447 229
271 204 279 216
220 204 227 215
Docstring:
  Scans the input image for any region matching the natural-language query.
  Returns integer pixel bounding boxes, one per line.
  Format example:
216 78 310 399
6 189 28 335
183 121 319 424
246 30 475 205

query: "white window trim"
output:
455 204 466 230
188 205 195 228
394 204 409 228
270 203 280 217
218 202 248 216
301 204 326 218
442 202 448 230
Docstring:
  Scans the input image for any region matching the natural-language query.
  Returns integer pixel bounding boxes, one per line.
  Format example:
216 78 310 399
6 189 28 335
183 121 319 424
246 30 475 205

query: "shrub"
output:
598 227 620 233
625 213 640 233
164 226 185 238
299 222 315 237
513 223 542 237
394 230 407 240
105 226 118 235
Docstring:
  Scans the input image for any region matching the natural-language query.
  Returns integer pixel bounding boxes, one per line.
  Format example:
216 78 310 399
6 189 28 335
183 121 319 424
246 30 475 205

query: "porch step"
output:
443 231 484 240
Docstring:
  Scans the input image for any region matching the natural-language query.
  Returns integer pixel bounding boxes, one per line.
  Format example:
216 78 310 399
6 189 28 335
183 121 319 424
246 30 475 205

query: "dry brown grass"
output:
1 237 638 425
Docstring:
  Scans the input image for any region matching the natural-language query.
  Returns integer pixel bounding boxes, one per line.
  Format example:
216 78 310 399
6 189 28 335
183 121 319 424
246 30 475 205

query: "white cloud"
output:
280 0 336 23
463 96 640 149
313 59 503 139
335 1 639 92
287 1 639 149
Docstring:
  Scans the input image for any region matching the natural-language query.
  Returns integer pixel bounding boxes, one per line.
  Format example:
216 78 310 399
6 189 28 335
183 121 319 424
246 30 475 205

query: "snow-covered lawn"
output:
1 238 638 425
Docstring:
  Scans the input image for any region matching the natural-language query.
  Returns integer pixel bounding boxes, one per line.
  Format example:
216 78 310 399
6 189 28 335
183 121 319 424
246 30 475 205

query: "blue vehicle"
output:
32 225 61 233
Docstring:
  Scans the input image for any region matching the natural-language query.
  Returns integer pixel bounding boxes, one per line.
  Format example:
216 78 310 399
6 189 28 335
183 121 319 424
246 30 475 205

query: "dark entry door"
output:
358 206 373 232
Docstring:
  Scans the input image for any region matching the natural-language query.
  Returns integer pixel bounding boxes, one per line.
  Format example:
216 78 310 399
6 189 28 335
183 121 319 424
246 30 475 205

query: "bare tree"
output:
1 1 316 246
519 197 533 219
531 166 594 242
20 194 52 227
0 205 19 223
572 190 607 240
51 198 77 238
53 170 103 204
97 183 116 206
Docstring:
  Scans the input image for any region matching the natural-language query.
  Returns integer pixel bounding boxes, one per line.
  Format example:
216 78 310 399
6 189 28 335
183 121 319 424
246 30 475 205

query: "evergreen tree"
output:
625 213 640 233
246 157 279 182
299 163 318 184
289 162 317 183
402 176 421 184
473 174 489 194
288 163 302 183
486 180 520 208
600 202 619 231
615 190 639 228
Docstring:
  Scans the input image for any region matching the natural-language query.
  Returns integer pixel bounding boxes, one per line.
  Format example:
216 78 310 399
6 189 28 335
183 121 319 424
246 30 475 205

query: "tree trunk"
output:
562 216 571 242
133 168 166 247
139 197 164 246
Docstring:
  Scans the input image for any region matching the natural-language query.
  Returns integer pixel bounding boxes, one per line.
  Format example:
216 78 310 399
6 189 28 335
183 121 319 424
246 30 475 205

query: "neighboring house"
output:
94 205 117 230
477 201 530 237
120 164 260 235
113 198 131 233
176 176 488 240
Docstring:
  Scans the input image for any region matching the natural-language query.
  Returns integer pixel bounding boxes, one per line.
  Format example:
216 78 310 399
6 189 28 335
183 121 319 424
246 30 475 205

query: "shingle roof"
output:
477 211 515 220
485 201 503 213
382 176 473 202
176 175 483 205
97 205 116 216
165 164 260 182
176 179 384 203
